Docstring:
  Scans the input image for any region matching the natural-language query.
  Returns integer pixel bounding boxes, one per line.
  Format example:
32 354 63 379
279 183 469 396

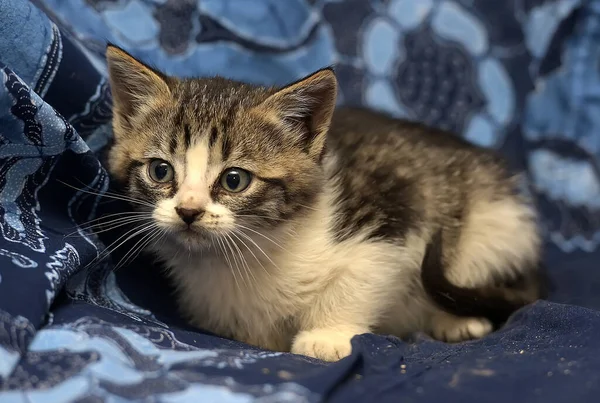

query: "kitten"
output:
105 45 546 362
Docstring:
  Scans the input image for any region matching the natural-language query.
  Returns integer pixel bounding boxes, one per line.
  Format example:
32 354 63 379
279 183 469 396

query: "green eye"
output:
148 159 174 183
220 168 252 193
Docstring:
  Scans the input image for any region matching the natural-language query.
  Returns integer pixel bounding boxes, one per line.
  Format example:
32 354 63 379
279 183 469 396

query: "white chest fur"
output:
159 191 428 352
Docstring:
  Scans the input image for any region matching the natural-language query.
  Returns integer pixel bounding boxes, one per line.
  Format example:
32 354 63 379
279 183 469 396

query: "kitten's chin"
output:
165 227 218 252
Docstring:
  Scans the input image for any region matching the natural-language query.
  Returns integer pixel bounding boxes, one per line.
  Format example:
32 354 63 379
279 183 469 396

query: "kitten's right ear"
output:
106 45 171 122
253 68 337 163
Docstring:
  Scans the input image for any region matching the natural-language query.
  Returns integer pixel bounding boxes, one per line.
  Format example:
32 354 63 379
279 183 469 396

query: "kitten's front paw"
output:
430 315 493 343
292 328 359 362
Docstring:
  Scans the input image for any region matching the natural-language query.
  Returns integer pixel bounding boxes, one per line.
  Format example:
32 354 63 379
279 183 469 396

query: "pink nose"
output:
175 207 204 225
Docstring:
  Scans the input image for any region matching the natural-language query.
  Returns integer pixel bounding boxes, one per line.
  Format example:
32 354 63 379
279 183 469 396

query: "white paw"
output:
291 328 358 362
430 315 493 343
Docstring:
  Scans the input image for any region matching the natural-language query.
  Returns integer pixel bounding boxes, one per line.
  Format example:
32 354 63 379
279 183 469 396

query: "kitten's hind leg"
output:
429 311 493 343
421 197 544 340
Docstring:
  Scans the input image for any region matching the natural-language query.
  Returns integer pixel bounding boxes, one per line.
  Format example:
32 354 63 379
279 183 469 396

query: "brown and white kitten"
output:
105 45 546 362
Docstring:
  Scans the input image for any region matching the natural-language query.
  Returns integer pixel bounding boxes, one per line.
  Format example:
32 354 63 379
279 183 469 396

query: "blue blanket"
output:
1 0 600 401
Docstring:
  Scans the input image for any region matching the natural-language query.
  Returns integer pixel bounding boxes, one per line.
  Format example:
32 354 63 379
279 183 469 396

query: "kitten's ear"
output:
257 68 337 162
106 45 171 123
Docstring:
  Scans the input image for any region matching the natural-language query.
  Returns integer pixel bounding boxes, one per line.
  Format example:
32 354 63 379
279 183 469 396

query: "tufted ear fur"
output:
106 45 172 134
254 68 338 162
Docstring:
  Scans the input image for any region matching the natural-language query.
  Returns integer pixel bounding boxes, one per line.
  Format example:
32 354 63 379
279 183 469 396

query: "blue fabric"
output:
1 0 600 401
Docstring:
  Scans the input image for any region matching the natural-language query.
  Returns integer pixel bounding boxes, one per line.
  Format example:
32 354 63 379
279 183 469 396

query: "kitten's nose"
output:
175 207 204 225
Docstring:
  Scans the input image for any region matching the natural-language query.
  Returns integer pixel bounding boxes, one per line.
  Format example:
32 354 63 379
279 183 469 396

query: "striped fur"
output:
106 45 546 362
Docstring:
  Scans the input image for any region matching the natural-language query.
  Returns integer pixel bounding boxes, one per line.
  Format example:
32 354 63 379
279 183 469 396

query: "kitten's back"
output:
327 107 543 322
327 106 517 242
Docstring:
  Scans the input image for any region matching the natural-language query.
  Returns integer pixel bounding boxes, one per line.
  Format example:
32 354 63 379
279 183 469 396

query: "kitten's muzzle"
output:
175 207 204 225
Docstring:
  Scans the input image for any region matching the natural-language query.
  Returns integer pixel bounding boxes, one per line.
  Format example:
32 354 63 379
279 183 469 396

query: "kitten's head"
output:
105 45 337 251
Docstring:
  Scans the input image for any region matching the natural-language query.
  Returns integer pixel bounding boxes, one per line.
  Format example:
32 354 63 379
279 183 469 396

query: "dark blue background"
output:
0 0 599 401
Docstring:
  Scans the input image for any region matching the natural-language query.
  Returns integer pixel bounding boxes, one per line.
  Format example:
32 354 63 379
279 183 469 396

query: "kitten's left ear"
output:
257 68 337 162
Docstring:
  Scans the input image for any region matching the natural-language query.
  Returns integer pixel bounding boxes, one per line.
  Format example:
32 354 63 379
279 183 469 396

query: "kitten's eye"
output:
148 159 174 183
220 168 252 193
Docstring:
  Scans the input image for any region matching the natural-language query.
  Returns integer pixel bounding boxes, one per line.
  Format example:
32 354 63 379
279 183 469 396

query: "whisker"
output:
232 235 251 288
58 180 156 209
145 229 168 258
222 235 245 290
230 231 272 279
88 222 157 268
152 229 169 249
235 214 289 222
237 224 307 262
106 222 158 267
66 215 152 237
59 180 168 269
235 224 287 251
69 217 151 237
114 225 157 266
215 237 240 291
69 211 149 230
227 232 257 285
114 225 161 271
224 233 250 287
234 230 282 272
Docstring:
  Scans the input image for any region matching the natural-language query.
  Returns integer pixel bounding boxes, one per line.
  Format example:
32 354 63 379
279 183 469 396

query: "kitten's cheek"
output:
201 204 236 233
198 219 235 235
153 199 181 230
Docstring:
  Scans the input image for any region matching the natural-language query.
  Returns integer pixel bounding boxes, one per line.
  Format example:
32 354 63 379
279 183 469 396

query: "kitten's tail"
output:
420 230 547 325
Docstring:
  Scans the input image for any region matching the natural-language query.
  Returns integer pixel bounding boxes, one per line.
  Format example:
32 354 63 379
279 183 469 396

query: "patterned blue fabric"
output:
1 0 600 401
